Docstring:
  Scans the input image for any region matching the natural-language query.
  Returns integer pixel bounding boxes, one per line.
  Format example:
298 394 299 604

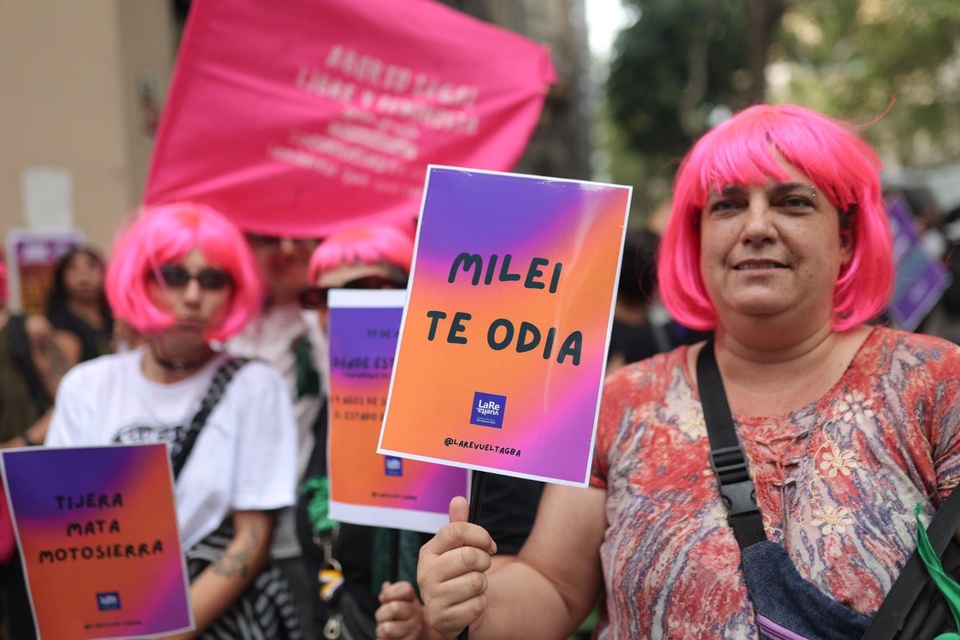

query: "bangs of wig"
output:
309 224 415 282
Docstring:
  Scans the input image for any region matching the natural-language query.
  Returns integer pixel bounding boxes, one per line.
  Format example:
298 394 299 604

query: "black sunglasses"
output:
298 275 408 310
151 265 233 291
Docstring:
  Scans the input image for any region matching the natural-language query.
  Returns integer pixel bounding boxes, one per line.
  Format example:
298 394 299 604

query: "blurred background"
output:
1 0 959 249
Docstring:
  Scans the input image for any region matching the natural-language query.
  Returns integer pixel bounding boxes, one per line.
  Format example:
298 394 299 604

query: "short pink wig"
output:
105 202 265 341
308 224 415 282
658 104 894 332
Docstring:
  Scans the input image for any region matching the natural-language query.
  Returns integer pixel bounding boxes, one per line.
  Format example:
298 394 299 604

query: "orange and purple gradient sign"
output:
379 167 631 486
0 444 192 639
328 290 468 532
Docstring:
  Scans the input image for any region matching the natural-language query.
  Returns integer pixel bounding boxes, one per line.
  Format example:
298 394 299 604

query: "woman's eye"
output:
779 195 814 209
709 199 741 213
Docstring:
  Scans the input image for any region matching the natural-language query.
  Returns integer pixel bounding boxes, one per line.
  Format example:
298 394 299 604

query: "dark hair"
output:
618 229 660 306
46 247 114 324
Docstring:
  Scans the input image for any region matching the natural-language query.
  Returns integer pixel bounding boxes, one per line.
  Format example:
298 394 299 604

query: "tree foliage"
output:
770 0 960 167
606 0 775 169
606 0 960 176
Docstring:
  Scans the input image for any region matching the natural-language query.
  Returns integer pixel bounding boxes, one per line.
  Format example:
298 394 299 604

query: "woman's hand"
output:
417 497 497 639
375 580 425 640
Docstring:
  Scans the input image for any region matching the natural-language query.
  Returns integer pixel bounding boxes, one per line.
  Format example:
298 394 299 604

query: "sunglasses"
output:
298 275 408 310
151 265 233 291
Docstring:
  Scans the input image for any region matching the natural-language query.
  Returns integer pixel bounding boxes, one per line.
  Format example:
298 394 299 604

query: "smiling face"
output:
146 247 233 350
699 162 853 329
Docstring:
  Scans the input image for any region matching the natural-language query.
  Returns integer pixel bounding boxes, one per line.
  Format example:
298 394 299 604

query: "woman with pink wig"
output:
415 105 960 639
46 203 302 639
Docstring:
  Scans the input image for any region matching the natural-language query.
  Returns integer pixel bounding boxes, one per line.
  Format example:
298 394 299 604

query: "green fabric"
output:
293 334 320 400
300 476 338 533
915 501 960 639
370 528 420 596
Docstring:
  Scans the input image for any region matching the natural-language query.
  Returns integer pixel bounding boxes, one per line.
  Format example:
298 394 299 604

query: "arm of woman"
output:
25 314 79 399
162 510 275 640
418 483 606 640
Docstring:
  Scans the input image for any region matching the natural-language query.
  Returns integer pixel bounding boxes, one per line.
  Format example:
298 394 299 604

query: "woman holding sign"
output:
45 203 302 639
416 104 960 639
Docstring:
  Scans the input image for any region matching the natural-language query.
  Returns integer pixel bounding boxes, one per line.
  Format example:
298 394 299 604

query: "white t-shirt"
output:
227 303 328 558
45 347 299 551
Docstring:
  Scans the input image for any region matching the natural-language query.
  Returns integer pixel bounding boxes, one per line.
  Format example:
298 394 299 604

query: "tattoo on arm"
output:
212 521 262 580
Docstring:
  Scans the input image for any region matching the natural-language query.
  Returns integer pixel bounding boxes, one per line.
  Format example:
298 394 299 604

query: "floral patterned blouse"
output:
591 326 960 639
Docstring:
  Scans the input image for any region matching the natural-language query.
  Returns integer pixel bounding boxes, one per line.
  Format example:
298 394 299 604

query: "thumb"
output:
449 495 469 523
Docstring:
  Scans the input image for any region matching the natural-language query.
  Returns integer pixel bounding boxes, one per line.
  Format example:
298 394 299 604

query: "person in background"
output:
227 231 327 639
45 202 302 639
416 104 960 638
0 256 79 639
297 224 544 640
45 246 115 362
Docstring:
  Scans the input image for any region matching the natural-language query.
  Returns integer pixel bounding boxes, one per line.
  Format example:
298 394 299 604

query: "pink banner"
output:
144 0 556 237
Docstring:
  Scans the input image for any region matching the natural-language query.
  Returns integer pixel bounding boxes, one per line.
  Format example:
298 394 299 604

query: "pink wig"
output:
105 202 265 341
658 104 894 332
308 224 415 282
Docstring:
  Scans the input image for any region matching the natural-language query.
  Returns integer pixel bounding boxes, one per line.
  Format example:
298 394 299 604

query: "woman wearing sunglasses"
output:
46 202 301 639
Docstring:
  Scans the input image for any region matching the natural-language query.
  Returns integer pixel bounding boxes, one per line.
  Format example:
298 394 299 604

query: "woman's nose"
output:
181 278 204 302
741 197 777 244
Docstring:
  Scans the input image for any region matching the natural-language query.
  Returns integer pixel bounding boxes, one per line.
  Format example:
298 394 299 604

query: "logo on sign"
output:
97 592 121 611
385 456 403 477
470 392 506 428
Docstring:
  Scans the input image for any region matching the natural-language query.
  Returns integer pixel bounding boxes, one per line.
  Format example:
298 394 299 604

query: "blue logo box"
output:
96 591 121 611
384 456 403 477
470 392 507 428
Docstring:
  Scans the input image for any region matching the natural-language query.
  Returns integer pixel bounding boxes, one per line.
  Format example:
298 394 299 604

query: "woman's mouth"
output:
733 260 787 271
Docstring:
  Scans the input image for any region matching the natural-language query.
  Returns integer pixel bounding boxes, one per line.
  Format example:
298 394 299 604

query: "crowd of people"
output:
0 102 958 640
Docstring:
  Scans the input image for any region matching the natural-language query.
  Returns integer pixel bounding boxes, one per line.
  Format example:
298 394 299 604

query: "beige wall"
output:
0 0 175 253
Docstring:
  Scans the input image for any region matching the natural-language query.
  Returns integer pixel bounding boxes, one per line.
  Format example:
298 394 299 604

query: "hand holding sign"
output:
416 496 496 639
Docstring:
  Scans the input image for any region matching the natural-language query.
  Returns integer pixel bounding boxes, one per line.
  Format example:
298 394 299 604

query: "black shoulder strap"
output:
862 485 960 639
170 357 250 479
696 340 767 549
7 314 53 416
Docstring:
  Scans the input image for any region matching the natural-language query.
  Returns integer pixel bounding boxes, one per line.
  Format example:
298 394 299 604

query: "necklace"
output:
148 344 215 375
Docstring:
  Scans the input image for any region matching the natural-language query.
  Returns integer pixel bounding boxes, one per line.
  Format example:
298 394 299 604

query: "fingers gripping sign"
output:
418 497 498 638
375 581 424 640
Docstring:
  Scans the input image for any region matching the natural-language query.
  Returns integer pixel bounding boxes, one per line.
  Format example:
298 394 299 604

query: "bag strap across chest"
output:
170 356 250 479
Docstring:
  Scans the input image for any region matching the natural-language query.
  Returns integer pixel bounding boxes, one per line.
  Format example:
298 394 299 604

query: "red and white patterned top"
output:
591 326 960 639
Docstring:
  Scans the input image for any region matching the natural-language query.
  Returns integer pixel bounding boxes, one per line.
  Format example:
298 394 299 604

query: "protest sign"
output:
4 229 84 314
886 194 950 331
327 289 468 532
379 167 631 486
144 0 556 237
1 444 192 639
